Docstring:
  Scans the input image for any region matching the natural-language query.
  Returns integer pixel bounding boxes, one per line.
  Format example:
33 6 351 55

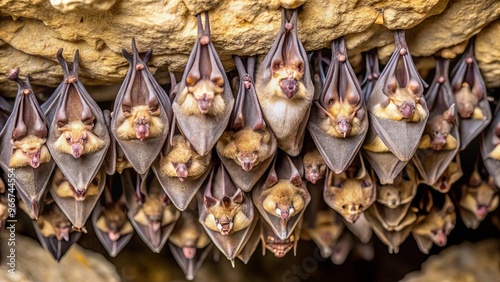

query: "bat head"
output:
264 233 295 258
52 168 101 201
10 135 50 168
125 105 163 141
262 180 305 222
44 204 71 241
302 149 327 184
425 104 456 151
377 165 417 208
102 202 128 241
204 190 244 235
460 175 499 220
161 135 211 181
455 82 479 119
55 120 106 159
414 195 456 248
183 78 225 116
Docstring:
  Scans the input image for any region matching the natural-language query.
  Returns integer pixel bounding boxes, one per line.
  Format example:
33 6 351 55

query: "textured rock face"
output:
0 0 499 99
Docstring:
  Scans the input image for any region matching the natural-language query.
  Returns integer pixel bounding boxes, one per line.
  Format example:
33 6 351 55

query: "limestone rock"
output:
49 0 117 13
476 20 500 88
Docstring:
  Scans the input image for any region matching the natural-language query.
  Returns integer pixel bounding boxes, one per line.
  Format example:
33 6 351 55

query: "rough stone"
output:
476 20 500 88
49 0 117 13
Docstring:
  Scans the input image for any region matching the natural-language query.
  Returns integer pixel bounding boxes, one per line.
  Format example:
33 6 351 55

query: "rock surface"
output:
401 239 500 282
0 0 500 99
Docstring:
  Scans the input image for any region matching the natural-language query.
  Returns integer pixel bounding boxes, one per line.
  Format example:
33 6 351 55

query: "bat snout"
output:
108 230 121 242
71 144 83 159
176 165 188 181
279 79 299 99
399 103 415 119
29 151 41 168
135 122 150 141
182 246 196 259
306 172 319 184
337 119 351 138
476 205 488 219
197 94 213 112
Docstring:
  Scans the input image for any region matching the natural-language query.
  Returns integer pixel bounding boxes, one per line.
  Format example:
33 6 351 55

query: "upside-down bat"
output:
429 155 463 193
308 38 368 174
216 56 277 191
324 153 375 223
0 69 55 220
43 49 109 193
92 174 134 257
302 143 327 184
367 30 429 162
412 194 456 254
360 49 380 103
50 166 105 232
172 11 234 156
417 104 457 151
260 217 301 258
304 209 344 257
169 210 212 280
459 165 499 229
253 151 310 240
255 9 314 156
450 38 491 150
111 38 171 174
376 163 419 209
481 103 500 188
198 162 254 262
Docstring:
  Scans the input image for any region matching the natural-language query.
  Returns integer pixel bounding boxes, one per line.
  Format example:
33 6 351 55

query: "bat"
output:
308 37 368 174
198 162 254 263
236 217 261 264
411 194 456 254
92 174 134 257
169 210 212 280
50 166 105 232
323 153 375 223
260 216 301 258
330 231 353 265
127 171 180 253
344 213 373 244
413 58 460 186
43 49 110 193
366 30 429 162
255 8 314 156
304 209 344 257
458 163 499 229
360 49 380 103
30 196 82 261
302 139 327 184
376 162 419 209
216 56 277 191
253 151 311 240
111 38 171 174
0 93 12 132
481 102 500 188
451 38 491 150
0 69 55 219
429 155 463 193
172 11 235 156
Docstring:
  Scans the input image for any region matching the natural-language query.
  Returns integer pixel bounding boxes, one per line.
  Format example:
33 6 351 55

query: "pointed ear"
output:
204 196 218 209
233 189 243 204
385 77 398 95
406 78 420 94
443 104 456 122
469 170 482 187
443 196 454 214
290 168 302 187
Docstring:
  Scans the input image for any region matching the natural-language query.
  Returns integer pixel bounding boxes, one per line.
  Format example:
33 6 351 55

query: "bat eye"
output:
149 105 158 112
273 63 282 71
333 180 343 188
402 170 410 181
92 178 99 186
82 136 87 142
66 137 71 142
172 162 178 167
362 180 371 188
297 64 303 73
328 99 334 106
341 205 347 210
430 229 437 235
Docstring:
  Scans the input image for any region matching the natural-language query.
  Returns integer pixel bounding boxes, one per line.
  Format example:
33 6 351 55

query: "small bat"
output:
253 151 311 240
450 38 491 150
367 30 429 162
304 209 344 257
198 162 254 262
111 38 171 174
50 166 105 232
429 155 463 193
44 49 110 193
260 217 301 258
255 9 314 156
412 194 456 254
323 153 375 223
0 69 55 219
127 171 180 253
302 141 327 184
308 37 368 174
376 162 419 209
31 197 82 261
413 58 460 186
459 163 499 229
172 11 235 156
92 174 134 257
360 49 380 103
169 210 212 280
481 102 500 188
216 56 277 191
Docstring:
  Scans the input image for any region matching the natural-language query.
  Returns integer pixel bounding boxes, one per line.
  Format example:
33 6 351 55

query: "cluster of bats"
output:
0 7 499 281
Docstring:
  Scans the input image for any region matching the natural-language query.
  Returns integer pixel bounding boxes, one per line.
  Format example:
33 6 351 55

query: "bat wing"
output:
458 206 481 229
236 216 261 264
344 213 372 243
111 39 171 174
374 202 413 231
481 102 500 188
173 12 234 156
360 49 380 103
308 38 368 174
46 49 110 192
0 95 12 132
366 30 428 162
102 110 116 175
169 243 213 281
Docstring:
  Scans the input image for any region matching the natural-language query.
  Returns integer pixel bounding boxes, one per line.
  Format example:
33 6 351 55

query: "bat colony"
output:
1 5 500 281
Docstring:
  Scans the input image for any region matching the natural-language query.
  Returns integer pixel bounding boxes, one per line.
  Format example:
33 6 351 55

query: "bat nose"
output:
243 160 252 171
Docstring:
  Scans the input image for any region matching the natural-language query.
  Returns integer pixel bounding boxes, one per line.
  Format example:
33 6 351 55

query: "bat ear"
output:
221 196 231 208
406 78 421 94
265 170 278 188
443 104 456 122
443 196 454 214
204 196 218 209
385 77 398 95
233 189 243 204
469 170 482 187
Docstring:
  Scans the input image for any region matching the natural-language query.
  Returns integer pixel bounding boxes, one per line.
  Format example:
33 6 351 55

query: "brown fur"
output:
115 157 133 174
177 79 226 117
0 197 8 228
418 107 457 151
488 144 500 160
96 203 133 237
307 210 344 254
377 165 417 208
115 105 164 140
52 168 99 201
460 181 499 220
9 135 51 168
37 204 72 240
216 128 273 171
455 82 484 120
362 135 390 153
133 194 177 227
320 101 364 138
54 120 106 157
169 212 210 249
160 135 211 180
373 86 427 122
432 161 462 192
302 149 327 183
204 200 251 235
262 180 306 220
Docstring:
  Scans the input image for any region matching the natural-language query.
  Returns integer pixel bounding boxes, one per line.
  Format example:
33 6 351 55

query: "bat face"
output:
430 158 462 192
262 180 306 223
116 102 163 141
455 83 483 119
204 190 251 236
9 135 51 169
460 171 499 220
54 120 106 159
260 220 298 258
51 167 100 201
302 147 327 184
255 9 313 156
376 163 418 208
305 209 344 257
419 104 457 151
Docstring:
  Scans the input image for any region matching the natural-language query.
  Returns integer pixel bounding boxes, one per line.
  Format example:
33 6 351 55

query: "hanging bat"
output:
304 209 344 258
43 49 110 193
31 197 82 261
111 38 171 174
255 8 314 156
417 104 457 151
360 49 380 103
366 30 429 162
308 37 368 174
260 217 301 258
172 11 234 156
0 69 55 220
323 153 375 223
429 155 463 193
302 142 327 184
376 162 419 209
481 102 500 188
127 171 180 253
216 56 277 191
198 162 254 263
450 38 491 150
412 194 456 254
169 210 212 280
92 174 134 257
253 151 310 240
330 231 353 265
50 166 105 232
